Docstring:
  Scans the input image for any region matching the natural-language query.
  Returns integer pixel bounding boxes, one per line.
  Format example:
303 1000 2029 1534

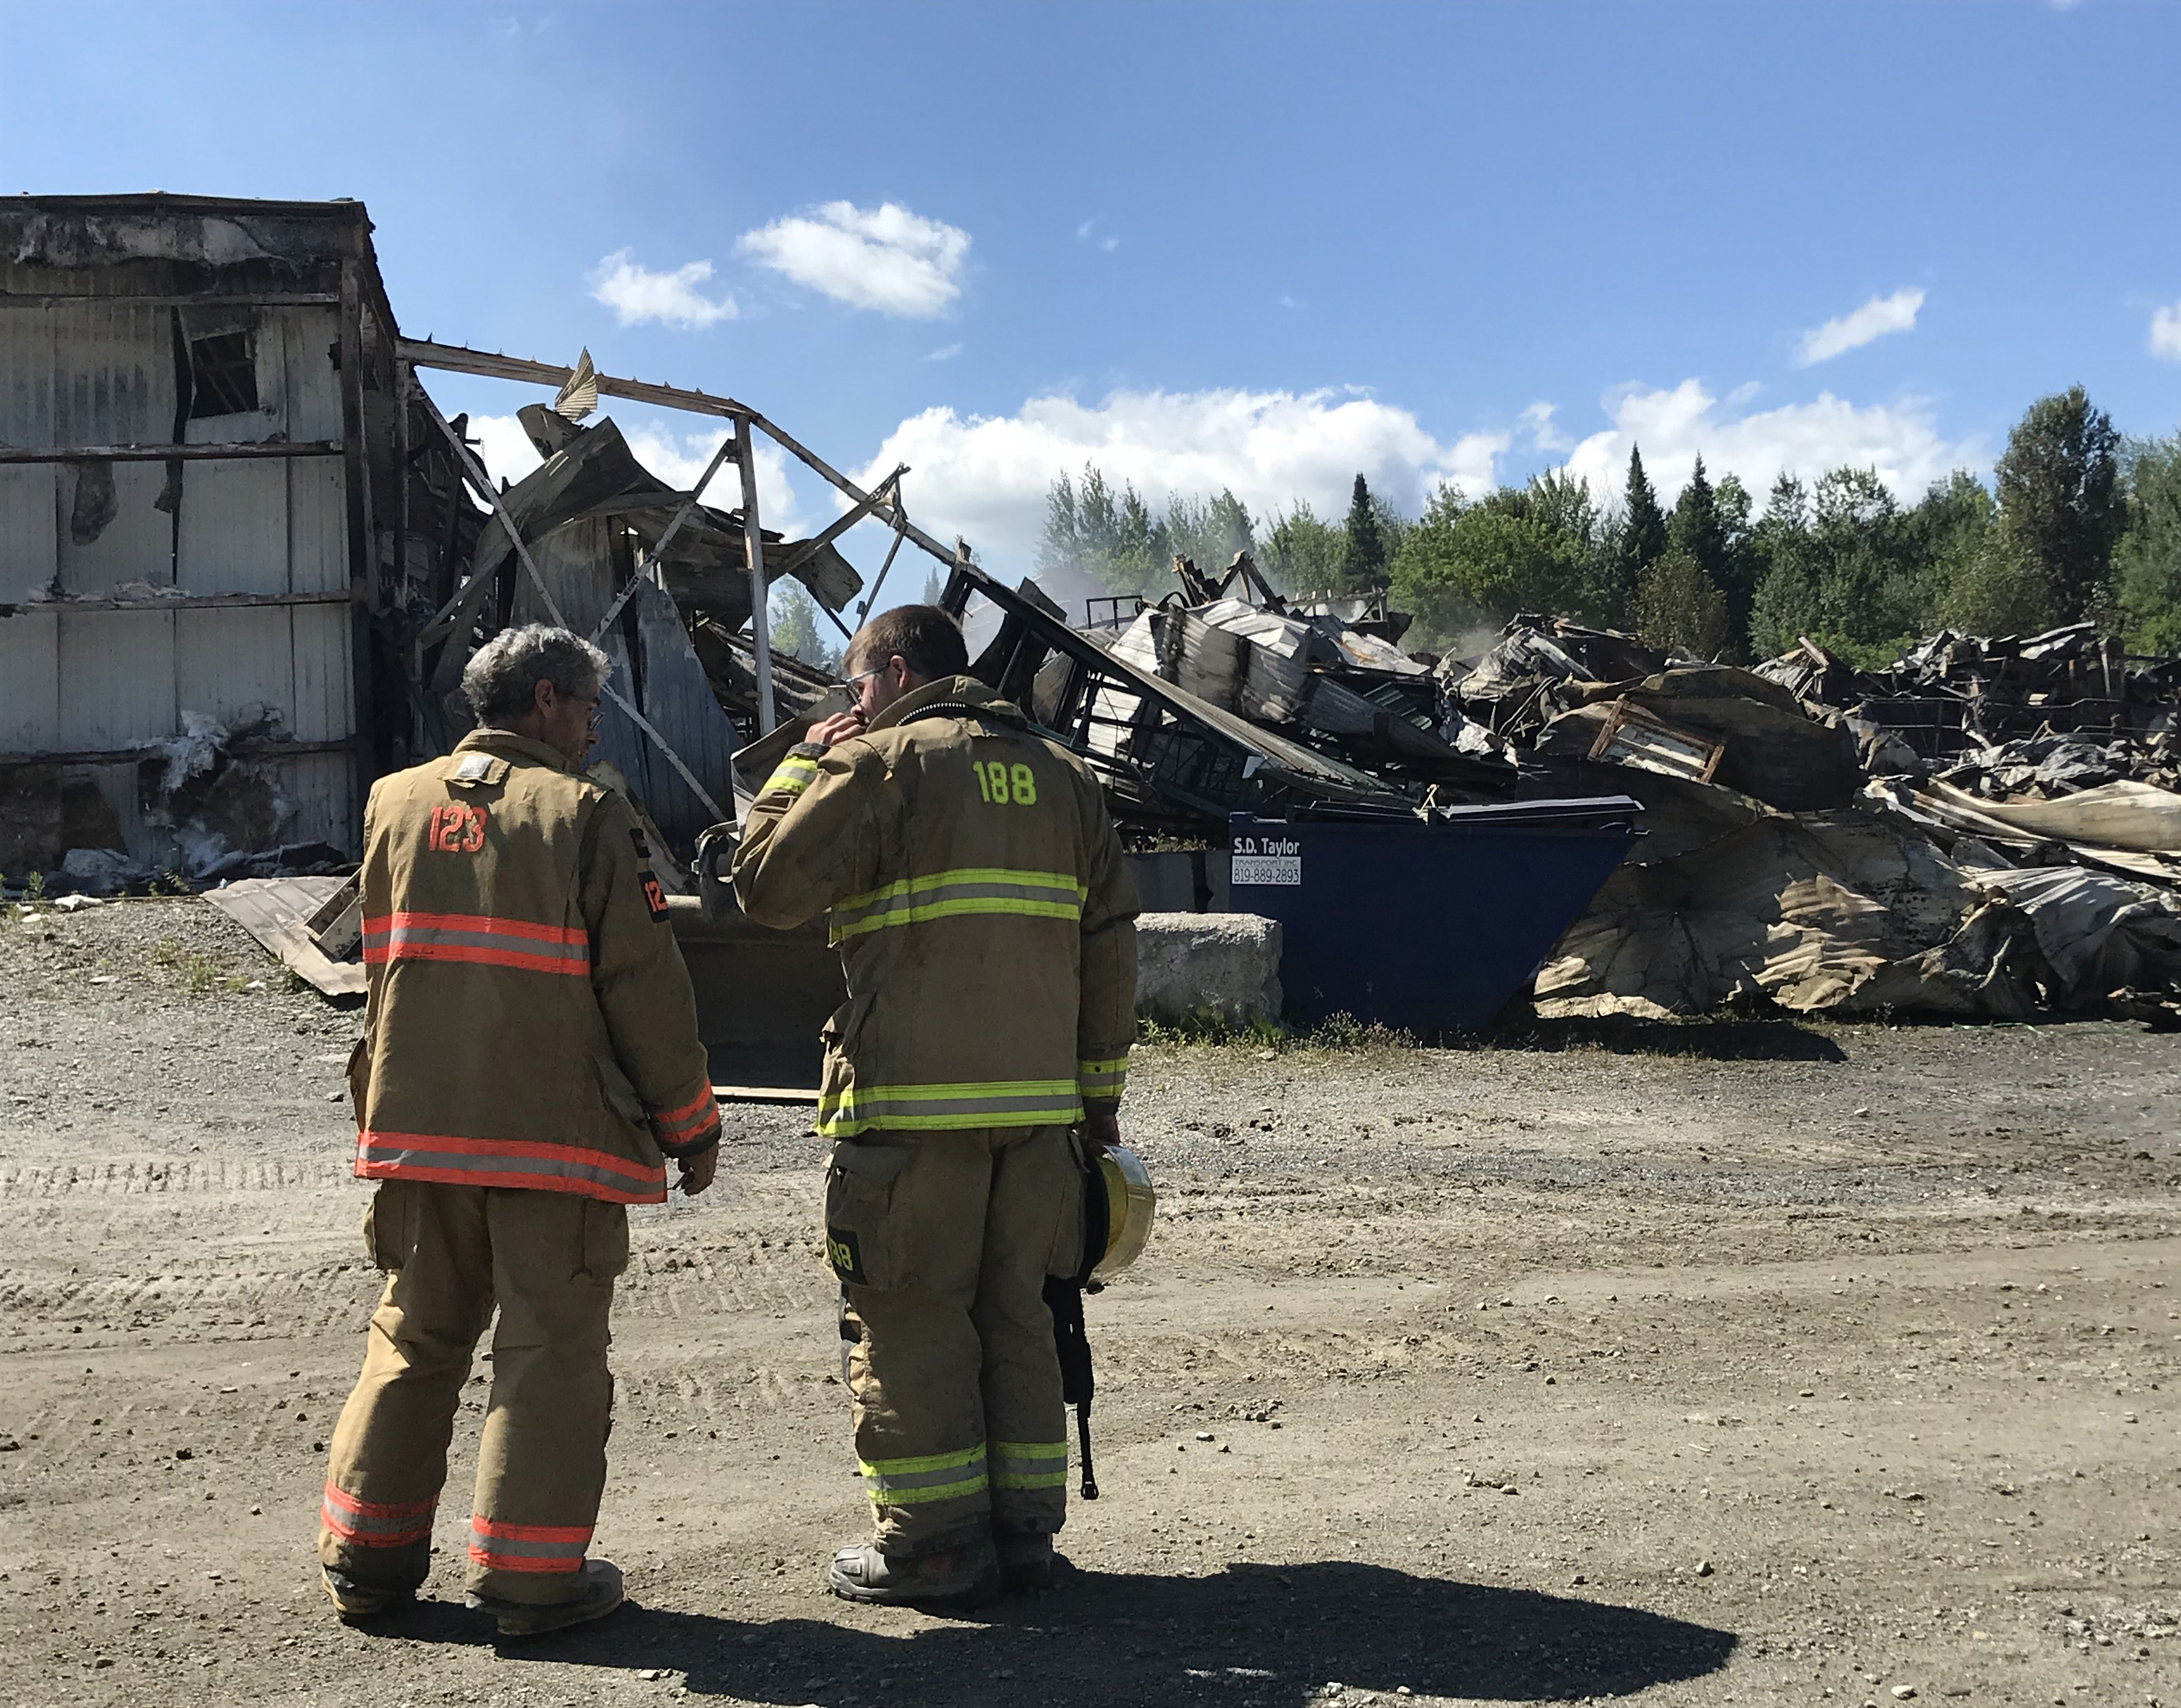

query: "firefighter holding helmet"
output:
733 604 1139 1605
319 624 720 1636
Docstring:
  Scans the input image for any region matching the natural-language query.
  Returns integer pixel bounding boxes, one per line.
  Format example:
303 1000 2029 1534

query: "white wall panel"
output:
286 458 347 594
177 460 290 594
271 751 357 853
0 465 58 600
0 305 55 445
0 608 60 748
176 606 295 732
277 308 344 442
54 607 174 748
287 601 354 743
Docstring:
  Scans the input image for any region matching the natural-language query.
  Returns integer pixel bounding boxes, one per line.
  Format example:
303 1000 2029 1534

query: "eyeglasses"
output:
844 656 902 689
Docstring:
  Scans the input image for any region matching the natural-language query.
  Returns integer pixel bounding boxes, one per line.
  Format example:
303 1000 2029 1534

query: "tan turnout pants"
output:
318 1181 627 1605
827 1124 1083 1555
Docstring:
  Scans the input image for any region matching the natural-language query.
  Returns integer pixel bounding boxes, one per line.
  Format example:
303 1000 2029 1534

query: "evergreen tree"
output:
1993 384 2126 624
1342 473 1388 593
2116 434 2181 652
1613 446 1668 619
1622 447 1669 569
1635 548 1730 660
771 584 841 673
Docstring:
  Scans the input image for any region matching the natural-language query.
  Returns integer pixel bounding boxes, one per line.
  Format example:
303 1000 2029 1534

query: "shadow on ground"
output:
1480 1012 1848 1063
373 1560 1737 1705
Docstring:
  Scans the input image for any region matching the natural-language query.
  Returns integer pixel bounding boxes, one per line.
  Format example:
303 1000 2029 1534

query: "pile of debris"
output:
1416 617 2181 1027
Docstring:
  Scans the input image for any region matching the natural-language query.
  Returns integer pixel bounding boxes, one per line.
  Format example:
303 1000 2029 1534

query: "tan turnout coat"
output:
349 728 720 1204
731 677 1138 1136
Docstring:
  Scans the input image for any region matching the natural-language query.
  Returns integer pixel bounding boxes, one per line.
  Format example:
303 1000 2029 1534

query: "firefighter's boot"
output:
321 1566 414 1625
825 1534 999 1607
467 1558 626 1638
995 1527 1063 1592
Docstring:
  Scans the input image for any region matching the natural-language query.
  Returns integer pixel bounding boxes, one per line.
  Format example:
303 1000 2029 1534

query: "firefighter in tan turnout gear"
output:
318 625 721 1638
733 604 1139 1606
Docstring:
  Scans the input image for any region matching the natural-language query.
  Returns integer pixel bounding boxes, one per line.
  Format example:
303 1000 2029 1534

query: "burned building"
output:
0 193 477 881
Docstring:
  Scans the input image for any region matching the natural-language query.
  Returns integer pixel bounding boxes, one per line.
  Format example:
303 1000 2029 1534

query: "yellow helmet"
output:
1089 1144 1156 1281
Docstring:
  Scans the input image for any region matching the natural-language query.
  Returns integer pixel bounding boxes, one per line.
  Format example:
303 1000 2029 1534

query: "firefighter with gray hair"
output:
733 604 1140 1606
318 622 720 1637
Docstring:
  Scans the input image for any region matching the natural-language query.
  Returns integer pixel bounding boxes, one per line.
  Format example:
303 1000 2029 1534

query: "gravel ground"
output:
1 896 2176 1708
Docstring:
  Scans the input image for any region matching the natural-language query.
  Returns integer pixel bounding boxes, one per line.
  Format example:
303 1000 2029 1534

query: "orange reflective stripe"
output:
321 1481 435 1547
356 1130 666 1204
362 911 590 976
468 1515 590 1574
650 1086 720 1146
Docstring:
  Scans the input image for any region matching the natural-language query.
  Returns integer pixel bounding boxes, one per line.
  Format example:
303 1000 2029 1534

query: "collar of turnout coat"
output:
453 726 578 773
862 675 1030 738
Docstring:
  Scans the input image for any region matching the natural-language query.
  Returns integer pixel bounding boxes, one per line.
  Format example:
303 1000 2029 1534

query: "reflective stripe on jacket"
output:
730 676 1138 1137
351 729 720 1204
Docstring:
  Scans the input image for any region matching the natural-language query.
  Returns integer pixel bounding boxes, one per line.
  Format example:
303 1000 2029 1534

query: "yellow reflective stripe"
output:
762 756 820 797
816 1079 1083 1137
1077 1054 1129 1096
828 866 1089 943
867 1475 989 1506
991 1438 1069 1490
859 1443 986 1476
858 1442 990 1507
830 895 1080 943
836 868 1088 911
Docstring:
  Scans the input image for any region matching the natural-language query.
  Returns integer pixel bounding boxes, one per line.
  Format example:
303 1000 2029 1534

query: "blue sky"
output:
4 0 2178 591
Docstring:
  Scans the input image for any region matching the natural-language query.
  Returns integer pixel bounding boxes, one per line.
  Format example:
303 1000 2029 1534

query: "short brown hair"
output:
844 604 969 681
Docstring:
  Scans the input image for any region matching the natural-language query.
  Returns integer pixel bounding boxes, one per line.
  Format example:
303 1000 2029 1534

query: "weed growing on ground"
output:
149 937 221 994
1135 1006 1284 1048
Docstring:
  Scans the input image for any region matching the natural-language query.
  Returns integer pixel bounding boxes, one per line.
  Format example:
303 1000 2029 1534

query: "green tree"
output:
2115 434 2181 652
1622 446 1668 570
1038 469 1079 570
1387 479 1594 646
1342 473 1388 593
1634 547 1730 660
1259 499 1347 594
1992 384 2126 625
1166 488 1255 584
771 584 841 672
1748 473 1820 658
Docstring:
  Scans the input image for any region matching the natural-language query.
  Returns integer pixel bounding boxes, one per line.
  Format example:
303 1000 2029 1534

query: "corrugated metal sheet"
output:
54 607 175 748
0 607 60 748
3 293 361 862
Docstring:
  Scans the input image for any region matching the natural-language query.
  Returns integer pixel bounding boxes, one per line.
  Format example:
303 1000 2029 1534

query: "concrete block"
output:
1135 910 1283 1024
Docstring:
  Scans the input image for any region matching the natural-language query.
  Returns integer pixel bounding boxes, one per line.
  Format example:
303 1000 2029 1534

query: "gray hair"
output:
462 624 612 724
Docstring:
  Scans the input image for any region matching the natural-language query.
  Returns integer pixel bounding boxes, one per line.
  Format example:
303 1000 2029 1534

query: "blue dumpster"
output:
1227 798 1642 1034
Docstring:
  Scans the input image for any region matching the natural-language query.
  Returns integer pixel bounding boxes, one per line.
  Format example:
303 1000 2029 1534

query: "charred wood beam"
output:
0 441 344 464
771 464 907 583
0 590 353 617
397 338 971 578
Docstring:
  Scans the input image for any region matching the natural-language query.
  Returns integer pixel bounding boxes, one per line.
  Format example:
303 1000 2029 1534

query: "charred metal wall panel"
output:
0 207 375 870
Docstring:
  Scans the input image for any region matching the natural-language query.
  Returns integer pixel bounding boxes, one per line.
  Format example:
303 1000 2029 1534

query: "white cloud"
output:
927 342 964 363
1517 401 1573 453
1075 217 1119 253
2151 299 2181 362
1792 287 1925 366
587 250 737 329
849 387 1509 569
1558 378 1983 508
465 414 807 537
737 201 970 318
